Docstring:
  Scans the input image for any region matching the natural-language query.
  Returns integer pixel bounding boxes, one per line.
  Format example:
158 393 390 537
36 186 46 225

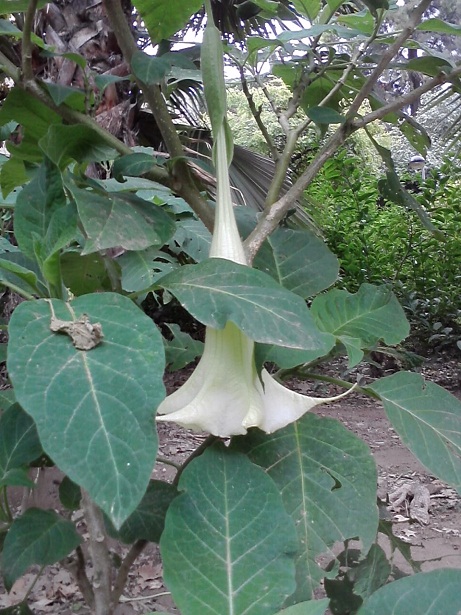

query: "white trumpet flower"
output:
157 321 351 436
156 125 352 436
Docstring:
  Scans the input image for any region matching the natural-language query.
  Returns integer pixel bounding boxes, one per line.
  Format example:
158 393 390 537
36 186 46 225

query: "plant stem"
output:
353 65 461 129
111 539 147 607
81 491 113 615
239 67 278 160
346 0 433 121
244 124 349 261
21 0 38 81
23 565 45 601
156 455 182 470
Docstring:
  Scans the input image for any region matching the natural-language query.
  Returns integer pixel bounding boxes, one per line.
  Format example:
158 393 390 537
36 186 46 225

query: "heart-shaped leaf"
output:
163 324 204 371
311 284 409 366
8 293 165 527
133 0 203 43
161 443 298 615
68 185 176 255
131 51 170 84
254 227 339 298
39 124 118 168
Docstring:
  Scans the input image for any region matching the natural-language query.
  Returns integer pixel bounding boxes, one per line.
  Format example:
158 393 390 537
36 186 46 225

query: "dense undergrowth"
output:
306 149 461 352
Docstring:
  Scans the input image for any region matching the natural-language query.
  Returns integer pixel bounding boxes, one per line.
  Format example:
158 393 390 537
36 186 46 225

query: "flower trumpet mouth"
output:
156 322 354 437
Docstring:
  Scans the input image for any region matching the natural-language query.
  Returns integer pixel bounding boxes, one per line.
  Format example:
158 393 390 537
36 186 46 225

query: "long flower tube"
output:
156 124 352 436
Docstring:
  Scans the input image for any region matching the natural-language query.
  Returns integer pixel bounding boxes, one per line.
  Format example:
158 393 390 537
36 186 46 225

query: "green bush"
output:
307 150 461 347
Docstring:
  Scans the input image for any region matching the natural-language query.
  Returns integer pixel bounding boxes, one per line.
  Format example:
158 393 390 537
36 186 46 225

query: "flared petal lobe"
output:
157 322 264 436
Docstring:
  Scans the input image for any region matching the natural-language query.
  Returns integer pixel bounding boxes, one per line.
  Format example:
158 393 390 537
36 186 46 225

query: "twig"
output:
21 79 171 188
111 539 147 607
119 590 171 603
173 434 219 486
81 490 113 615
353 65 461 129
239 66 278 160
156 455 182 470
244 125 349 261
62 546 95 609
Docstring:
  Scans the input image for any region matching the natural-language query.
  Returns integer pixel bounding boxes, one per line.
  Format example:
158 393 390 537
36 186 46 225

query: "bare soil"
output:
1 353 460 614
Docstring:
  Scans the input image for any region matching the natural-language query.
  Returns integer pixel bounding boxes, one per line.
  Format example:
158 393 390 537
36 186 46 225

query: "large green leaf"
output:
2 508 81 590
311 284 409 366
0 237 20 254
42 83 86 110
118 248 176 293
105 480 178 544
254 228 339 298
306 106 345 125
39 125 118 169
356 568 461 614
158 258 335 352
131 51 170 84
61 252 115 296
359 0 389 17
369 372 461 493
161 443 298 615
232 414 378 602
255 341 330 370
8 293 165 528
112 152 160 180
0 255 43 297
398 119 431 157
68 185 176 255
133 0 202 43
0 389 15 412
174 219 337 298
0 157 27 197
0 404 42 488
353 544 391 599
14 159 71 260
0 88 61 151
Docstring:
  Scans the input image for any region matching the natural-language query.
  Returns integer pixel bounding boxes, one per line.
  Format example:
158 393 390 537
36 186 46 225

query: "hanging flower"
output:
156 127 352 436
156 12 353 436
